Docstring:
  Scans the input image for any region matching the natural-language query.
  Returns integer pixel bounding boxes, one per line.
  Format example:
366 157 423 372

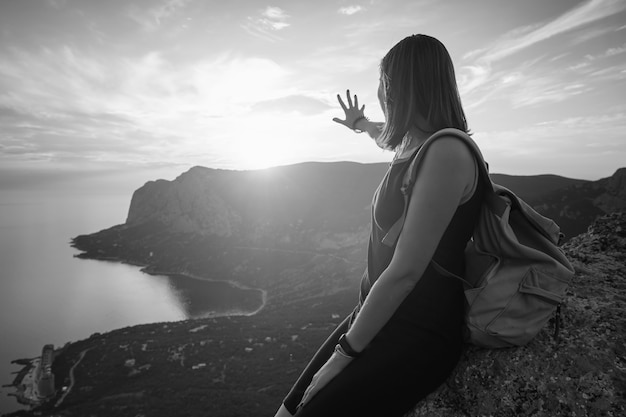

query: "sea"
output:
0 169 262 414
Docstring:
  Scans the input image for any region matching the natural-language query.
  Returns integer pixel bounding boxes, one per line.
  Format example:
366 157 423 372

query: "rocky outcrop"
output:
594 168 626 214
126 167 241 236
408 212 626 417
529 168 626 240
124 163 389 247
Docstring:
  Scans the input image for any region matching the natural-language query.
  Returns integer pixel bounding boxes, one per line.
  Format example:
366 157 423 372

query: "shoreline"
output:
6 358 41 408
150 269 269 318
73 252 268 318
2 261 268 413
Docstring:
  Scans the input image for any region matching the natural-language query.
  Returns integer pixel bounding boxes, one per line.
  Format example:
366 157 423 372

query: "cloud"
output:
570 24 618 44
479 0 626 63
563 42 626 81
460 53 604 111
338 5 364 16
458 64 492 95
251 94 332 115
127 0 191 32
510 79 592 108
0 44 303 167
45 0 67 9
605 43 626 57
476 112 626 179
242 6 290 41
457 0 626 113
262 6 290 28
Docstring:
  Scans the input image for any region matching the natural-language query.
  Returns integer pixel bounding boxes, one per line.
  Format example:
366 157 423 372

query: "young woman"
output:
274 34 483 417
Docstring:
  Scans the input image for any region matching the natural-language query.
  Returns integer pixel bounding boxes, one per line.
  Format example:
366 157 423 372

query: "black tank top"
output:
357 148 484 339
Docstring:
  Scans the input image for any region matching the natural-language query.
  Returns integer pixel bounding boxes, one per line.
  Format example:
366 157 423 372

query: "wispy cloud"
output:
478 0 626 63
509 79 592 108
460 0 626 108
45 0 67 10
262 6 290 29
570 24 618 44
0 45 295 166
604 43 626 57
477 112 626 179
564 42 626 80
242 6 291 41
338 5 364 16
252 94 332 115
127 0 191 32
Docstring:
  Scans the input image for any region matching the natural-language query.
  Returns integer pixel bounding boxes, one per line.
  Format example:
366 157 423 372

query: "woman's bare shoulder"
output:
423 135 475 173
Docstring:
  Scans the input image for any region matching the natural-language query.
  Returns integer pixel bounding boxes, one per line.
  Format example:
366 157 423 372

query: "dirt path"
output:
54 348 90 408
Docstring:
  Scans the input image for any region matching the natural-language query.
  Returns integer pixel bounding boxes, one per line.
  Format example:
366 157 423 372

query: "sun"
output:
226 112 312 171
234 133 294 170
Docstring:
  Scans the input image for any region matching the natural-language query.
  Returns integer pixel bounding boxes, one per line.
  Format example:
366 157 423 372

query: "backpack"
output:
382 128 575 348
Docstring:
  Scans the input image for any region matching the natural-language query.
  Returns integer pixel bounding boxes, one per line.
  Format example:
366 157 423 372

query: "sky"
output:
0 0 625 188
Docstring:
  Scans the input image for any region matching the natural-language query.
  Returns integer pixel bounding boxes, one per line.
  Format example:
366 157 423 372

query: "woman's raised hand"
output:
332 89 366 130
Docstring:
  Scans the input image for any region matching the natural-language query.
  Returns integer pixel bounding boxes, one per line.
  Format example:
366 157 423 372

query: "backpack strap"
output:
381 128 493 247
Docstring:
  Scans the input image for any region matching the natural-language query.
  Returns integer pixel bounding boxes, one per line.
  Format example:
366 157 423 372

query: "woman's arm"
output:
344 136 476 352
354 118 384 141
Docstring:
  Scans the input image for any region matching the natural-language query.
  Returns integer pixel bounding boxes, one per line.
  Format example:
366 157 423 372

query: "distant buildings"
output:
36 344 55 398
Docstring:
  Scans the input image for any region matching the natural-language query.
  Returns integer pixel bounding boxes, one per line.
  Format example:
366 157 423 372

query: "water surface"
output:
0 179 262 414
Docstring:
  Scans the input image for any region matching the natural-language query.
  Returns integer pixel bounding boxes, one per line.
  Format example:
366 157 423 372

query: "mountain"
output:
528 168 626 239
121 162 620 246
489 173 588 202
125 162 388 242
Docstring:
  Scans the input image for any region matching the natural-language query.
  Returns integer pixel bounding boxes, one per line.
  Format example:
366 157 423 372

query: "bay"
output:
0 176 263 414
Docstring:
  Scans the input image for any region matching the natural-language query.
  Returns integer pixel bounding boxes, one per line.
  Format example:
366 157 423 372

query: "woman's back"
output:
361 146 484 340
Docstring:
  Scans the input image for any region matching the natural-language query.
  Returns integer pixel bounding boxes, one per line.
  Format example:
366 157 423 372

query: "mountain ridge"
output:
123 162 619 245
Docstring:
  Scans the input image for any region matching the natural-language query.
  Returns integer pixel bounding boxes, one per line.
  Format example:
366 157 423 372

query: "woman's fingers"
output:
346 89 353 108
337 94 347 111
337 90 361 111
335 90 367 128
332 117 350 127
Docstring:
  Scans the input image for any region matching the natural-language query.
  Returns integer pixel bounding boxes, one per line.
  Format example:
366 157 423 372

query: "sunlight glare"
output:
235 134 291 170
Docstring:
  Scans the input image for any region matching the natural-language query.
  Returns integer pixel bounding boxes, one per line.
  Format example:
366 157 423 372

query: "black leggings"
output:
282 310 462 417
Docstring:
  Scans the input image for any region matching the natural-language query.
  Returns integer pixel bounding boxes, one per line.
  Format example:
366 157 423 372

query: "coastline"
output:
73 252 268 318
3 255 268 413
6 357 40 407
5 346 55 410
151 269 269 318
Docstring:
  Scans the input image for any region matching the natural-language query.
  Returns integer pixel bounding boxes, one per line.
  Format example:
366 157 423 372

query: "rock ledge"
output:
409 212 626 417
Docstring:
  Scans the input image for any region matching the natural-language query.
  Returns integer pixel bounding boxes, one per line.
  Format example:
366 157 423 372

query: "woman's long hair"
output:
377 34 469 150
